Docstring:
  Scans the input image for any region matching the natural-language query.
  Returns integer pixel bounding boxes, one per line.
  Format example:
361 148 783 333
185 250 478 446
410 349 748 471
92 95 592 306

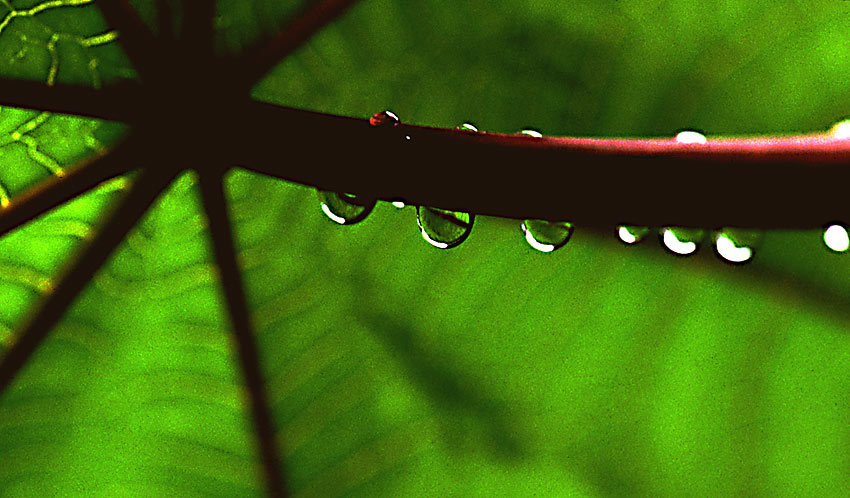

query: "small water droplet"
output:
456 123 479 132
318 191 375 225
520 129 543 138
675 130 707 144
370 110 400 127
617 225 650 245
660 227 703 256
713 228 761 264
417 207 473 249
390 199 406 209
522 220 573 252
830 120 850 139
823 222 849 252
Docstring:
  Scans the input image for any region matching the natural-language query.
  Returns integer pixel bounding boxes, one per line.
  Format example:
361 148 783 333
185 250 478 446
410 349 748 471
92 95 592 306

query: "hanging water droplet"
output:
823 222 849 252
417 207 473 249
318 191 375 225
522 220 573 252
830 119 850 139
660 227 703 256
675 130 707 144
370 110 400 127
617 225 650 245
520 129 543 138
713 228 761 264
456 123 479 132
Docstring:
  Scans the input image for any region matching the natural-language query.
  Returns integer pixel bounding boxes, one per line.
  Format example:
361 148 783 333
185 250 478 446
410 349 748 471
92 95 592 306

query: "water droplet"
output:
823 223 849 252
370 110 400 127
318 191 375 225
520 129 543 138
390 199 406 209
417 207 473 249
675 130 707 144
830 120 850 139
522 220 573 252
660 227 703 256
617 225 650 245
456 123 479 132
713 228 761 264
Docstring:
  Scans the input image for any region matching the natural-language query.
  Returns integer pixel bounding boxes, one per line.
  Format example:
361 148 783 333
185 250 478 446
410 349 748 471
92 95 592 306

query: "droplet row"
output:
316 195 848 259
316 112 850 257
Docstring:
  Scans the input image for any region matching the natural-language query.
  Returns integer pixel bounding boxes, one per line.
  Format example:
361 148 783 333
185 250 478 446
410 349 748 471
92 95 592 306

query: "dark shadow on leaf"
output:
355 307 525 460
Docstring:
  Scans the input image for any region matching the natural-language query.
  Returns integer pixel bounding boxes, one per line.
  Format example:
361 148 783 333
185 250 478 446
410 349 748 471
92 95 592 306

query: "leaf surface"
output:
1 1 850 497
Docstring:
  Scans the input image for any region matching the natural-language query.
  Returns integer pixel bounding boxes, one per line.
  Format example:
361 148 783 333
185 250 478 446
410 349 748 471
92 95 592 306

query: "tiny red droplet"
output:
370 110 400 127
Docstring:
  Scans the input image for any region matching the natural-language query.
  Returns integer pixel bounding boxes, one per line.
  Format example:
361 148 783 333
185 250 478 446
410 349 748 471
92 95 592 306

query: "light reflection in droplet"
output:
662 228 697 255
523 222 554 252
520 129 543 138
617 226 650 245
824 223 850 252
675 130 707 144
618 227 636 244
830 120 850 139
320 203 347 225
715 233 753 263
391 200 406 208
420 228 449 249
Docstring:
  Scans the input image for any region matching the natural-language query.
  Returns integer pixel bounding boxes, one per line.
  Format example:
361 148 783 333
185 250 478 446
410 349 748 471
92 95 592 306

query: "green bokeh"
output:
1 1 850 497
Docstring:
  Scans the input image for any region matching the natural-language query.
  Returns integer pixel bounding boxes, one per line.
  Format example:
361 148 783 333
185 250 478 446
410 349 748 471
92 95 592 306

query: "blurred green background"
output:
1 0 850 496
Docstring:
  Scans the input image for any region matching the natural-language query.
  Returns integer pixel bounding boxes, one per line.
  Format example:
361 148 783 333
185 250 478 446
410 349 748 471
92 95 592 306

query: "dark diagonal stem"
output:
0 80 143 122
0 166 176 395
96 0 159 82
235 101 850 229
0 139 138 238
180 0 216 57
239 0 363 88
199 168 288 498
157 0 176 40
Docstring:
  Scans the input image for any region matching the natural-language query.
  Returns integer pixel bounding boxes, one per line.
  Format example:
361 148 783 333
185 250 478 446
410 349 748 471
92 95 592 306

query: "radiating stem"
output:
95 0 159 82
0 166 175 395
180 0 216 59
0 79 143 122
234 101 850 229
199 168 288 498
239 0 364 88
0 139 138 238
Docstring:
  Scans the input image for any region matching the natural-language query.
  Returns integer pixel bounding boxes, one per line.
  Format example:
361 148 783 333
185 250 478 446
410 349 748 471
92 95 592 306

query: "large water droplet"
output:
660 227 703 256
456 123 479 132
520 129 543 138
417 207 474 249
713 228 761 264
522 220 573 252
617 225 650 245
370 110 400 127
318 191 375 225
823 223 849 252
675 130 707 144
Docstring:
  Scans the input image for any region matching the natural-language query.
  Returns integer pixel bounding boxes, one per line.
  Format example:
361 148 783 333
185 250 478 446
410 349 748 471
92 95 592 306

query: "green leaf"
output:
3 1 850 497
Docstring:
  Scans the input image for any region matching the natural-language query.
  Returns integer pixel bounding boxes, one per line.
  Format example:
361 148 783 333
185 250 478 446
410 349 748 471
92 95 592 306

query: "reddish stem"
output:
235 101 850 229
